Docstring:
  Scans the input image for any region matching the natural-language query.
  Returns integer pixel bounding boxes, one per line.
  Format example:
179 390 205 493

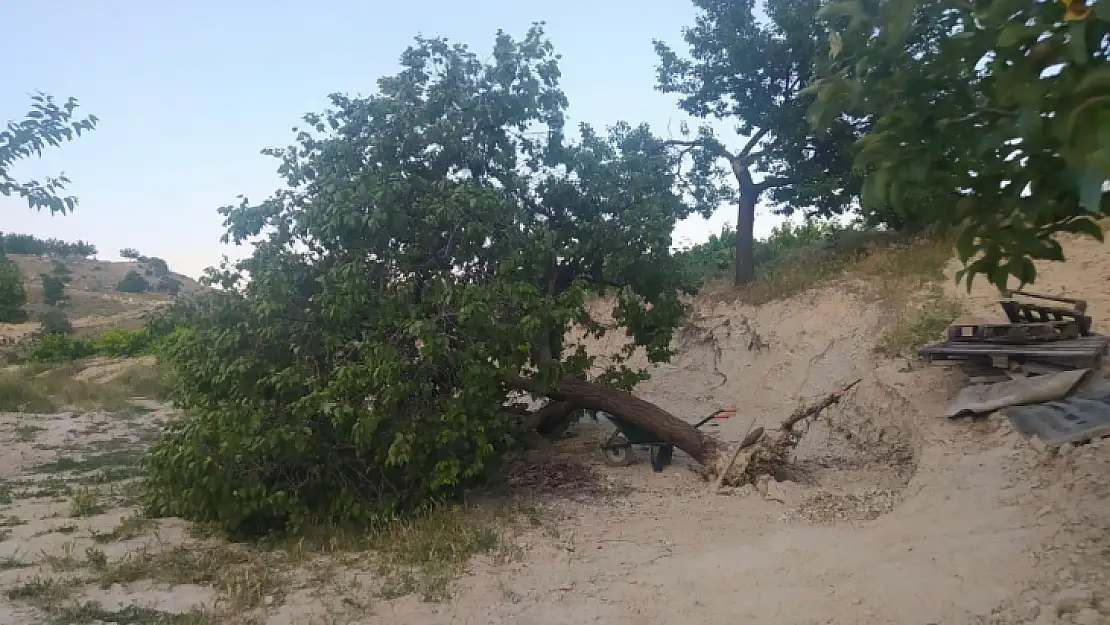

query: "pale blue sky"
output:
1 0 787 279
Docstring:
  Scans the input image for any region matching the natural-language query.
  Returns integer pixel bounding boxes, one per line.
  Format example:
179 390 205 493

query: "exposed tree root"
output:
710 378 863 487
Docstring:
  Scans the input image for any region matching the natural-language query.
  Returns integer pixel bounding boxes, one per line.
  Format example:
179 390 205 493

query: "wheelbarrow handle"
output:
694 407 736 428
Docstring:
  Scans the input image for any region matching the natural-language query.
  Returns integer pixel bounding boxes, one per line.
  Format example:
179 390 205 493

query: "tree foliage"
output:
144 24 711 534
41 274 67 306
2 93 98 215
0 258 27 323
655 0 865 284
116 270 150 293
809 0 1110 291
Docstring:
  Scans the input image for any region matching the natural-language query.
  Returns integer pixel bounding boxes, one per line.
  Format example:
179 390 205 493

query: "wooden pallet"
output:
946 320 1080 344
999 291 1092 336
918 334 1110 370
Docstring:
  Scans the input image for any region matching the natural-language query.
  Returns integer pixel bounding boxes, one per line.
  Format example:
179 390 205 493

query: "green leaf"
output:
1097 0 1110 21
997 25 1037 48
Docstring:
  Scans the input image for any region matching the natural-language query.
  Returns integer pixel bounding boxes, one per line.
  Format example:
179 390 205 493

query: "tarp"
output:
944 368 1092 418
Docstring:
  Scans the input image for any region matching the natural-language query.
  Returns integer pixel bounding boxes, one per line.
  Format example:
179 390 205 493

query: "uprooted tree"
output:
143 24 774 534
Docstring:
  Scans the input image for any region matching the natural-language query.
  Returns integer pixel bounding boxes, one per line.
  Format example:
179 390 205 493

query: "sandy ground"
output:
1 236 1109 624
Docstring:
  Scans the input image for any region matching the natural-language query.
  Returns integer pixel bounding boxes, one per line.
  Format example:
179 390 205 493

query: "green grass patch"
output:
69 486 107 517
45 603 208 625
92 514 155 543
36 450 142 475
879 284 964 355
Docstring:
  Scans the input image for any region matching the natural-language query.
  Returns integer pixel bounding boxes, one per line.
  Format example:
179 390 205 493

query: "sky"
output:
1 0 791 279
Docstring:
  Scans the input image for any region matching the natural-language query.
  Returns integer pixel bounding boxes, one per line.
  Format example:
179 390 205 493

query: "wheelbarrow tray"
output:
603 415 669 445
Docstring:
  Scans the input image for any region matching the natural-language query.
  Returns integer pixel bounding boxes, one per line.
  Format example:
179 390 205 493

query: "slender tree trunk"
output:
728 157 759 287
734 190 757 286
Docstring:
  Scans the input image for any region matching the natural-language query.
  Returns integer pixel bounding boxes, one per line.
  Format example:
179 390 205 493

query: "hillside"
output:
1 254 204 342
0 234 1108 624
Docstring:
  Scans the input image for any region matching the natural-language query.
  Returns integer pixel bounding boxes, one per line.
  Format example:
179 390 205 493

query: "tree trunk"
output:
506 376 728 466
734 190 757 286
518 400 576 435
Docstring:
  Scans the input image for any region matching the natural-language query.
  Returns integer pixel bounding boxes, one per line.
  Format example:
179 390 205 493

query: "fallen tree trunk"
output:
505 375 728 466
505 375 861 484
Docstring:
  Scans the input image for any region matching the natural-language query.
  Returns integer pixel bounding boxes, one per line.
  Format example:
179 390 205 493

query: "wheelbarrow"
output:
599 407 736 472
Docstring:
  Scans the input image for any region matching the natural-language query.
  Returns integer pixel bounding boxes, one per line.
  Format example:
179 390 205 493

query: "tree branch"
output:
755 176 793 192
659 138 737 161
740 127 769 159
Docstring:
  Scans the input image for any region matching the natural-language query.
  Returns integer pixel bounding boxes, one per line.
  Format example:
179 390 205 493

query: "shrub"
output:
51 260 72 282
145 257 170 277
156 276 181 295
28 333 96 363
38 310 74 335
120 248 141 260
94 329 151 357
0 257 28 322
677 218 861 284
116 271 150 293
41 274 68 306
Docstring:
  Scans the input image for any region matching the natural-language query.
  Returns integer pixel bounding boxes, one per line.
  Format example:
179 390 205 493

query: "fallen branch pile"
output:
712 378 863 489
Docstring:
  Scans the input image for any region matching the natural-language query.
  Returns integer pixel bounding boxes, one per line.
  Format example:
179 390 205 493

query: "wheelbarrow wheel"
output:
602 436 635 467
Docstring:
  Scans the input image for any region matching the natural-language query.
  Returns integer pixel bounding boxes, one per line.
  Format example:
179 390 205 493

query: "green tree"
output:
37 309 73 335
41 274 67 306
809 0 1110 291
2 93 98 215
654 0 865 286
116 270 150 293
145 24 733 535
0 259 27 322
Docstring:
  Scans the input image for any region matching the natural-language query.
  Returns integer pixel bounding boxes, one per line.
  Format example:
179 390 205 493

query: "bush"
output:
120 248 141 260
677 218 861 284
156 275 182 295
51 260 72 282
28 333 96 363
41 274 68 306
38 310 74 335
116 271 150 293
0 257 28 322
94 328 151 357
145 257 170 277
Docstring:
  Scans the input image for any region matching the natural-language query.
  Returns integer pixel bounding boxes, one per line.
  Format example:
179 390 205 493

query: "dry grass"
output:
697 232 954 307
276 501 527 603
0 360 169 413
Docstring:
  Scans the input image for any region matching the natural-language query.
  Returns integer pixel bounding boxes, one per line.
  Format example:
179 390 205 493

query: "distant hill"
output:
1 253 205 342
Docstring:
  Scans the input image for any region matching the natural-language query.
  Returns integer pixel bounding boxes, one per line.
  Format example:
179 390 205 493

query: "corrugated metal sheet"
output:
1002 389 1110 447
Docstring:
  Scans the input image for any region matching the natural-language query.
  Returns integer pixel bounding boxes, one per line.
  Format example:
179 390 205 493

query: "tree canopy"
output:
654 0 866 285
145 24 725 533
809 0 1110 291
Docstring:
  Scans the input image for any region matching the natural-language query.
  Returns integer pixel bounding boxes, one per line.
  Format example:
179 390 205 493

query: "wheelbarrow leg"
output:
649 444 674 472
